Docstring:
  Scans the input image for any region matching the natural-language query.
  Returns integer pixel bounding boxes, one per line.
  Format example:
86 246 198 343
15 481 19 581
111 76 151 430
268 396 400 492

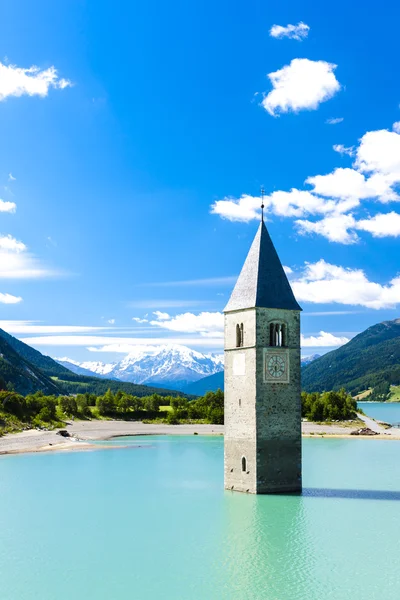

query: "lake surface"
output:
1 436 400 600
358 400 400 424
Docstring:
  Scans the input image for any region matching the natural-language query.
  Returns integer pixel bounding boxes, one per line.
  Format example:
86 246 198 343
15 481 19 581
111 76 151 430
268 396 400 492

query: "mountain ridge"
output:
0 329 188 397
57 344 224 391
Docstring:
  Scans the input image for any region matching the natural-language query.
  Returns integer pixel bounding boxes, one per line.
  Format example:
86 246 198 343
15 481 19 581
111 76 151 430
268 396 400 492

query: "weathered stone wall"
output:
224 307 302 494
255 308 301 493
224 309 257 492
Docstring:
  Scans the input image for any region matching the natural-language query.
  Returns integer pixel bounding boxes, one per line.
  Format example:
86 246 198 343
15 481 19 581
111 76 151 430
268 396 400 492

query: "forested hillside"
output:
302 319 400 394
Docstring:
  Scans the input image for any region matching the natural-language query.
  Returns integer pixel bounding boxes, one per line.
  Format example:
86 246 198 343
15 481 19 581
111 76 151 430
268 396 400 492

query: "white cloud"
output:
211 123 400 243
0 293 22 304
269 22 310 41
152 311 170 321
301 331 350 347
107 318 115 325
326 117 344 125
0 61 72 101
306 167 384 203
262 58 340 116
132 317 149 324
291 259 400 309
0 235 25 252
355 128 400 182
393 122 400 134
267 189 337 217
8 173 16 182
296 214 358 244
150 311 224 334
211 194 261 222
211 189 339 222
333 144 355 156
0 200 16 213
356 212 400 237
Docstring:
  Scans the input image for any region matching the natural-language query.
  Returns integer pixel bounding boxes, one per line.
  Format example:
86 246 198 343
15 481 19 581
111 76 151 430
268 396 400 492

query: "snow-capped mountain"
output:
56 345 224 391
301 354 321 366
56 357 116 378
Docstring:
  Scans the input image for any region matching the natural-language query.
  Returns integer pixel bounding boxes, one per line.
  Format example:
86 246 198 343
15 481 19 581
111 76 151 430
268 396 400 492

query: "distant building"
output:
224 219 302 494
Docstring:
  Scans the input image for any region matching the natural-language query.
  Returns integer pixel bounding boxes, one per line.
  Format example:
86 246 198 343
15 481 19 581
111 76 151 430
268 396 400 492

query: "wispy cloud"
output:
326 117 344 125
303 310 364 316
333 144 355 157
269 22 310 41
127 299 216 309
0 61 72 101
21 336 224 349
0 321 112 334
8 173 16 182
137 276 237 287
132 317 149 324
0 235 61 279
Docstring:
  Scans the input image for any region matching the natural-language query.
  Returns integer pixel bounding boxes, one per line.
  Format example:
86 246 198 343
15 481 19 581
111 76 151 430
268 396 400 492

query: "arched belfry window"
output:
269 323 286 347
241 456 247 472
236 323 244 348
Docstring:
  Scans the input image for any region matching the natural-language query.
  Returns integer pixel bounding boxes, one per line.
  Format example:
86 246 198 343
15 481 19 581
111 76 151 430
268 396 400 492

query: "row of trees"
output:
1 387 359 428
301 389 357 422
0 391 59 424
167 390 224 424
0 389 225 426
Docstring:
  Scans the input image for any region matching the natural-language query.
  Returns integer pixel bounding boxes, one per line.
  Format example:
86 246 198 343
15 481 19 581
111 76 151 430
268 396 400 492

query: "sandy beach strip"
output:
1 419 399 457
0 422 225 456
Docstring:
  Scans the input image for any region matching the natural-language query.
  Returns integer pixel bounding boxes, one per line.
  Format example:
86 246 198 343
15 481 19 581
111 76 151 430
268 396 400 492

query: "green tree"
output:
144 394 162 413
59 396 78 417
96 389 116 416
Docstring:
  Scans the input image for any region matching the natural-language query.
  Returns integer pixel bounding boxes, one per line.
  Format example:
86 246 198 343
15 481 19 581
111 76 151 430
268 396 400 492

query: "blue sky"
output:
1 0 400 362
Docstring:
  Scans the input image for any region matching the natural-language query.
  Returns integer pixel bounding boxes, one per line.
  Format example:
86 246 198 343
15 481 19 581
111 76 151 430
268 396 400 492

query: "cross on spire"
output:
260 187 265 222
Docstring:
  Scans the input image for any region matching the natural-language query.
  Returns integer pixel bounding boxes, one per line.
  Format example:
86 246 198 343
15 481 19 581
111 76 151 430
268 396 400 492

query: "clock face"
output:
267 355 286 379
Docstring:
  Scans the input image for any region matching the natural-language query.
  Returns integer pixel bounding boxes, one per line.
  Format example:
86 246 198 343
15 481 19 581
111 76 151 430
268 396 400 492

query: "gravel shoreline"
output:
1 419 399 456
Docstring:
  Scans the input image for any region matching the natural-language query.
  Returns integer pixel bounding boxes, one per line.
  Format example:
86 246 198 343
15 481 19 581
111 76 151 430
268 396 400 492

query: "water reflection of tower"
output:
214 492 316 600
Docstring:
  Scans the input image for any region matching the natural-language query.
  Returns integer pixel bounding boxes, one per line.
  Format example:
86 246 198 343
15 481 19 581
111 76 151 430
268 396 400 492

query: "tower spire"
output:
260 187 265 223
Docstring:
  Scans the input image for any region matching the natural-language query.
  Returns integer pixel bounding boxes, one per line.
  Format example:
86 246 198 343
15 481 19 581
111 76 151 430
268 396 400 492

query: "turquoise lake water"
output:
1 435 400 600
358 400 400 424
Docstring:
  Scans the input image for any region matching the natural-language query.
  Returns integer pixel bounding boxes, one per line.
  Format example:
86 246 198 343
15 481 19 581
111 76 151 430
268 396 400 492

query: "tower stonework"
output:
224 221 302 494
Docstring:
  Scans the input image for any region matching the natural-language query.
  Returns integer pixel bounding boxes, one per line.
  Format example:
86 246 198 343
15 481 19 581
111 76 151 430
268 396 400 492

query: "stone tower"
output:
224 220 302 494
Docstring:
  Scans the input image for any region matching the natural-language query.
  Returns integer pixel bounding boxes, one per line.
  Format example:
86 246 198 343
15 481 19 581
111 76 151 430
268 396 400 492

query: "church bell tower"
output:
224 211 302 494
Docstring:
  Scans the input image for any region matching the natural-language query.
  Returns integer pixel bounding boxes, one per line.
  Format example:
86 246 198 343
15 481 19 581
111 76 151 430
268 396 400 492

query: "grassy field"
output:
354 389 372 400
354 385 400 402
388 385 400 402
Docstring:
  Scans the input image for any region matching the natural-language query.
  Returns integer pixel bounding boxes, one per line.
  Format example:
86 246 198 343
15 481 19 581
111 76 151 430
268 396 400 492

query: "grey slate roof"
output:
224 221 302 312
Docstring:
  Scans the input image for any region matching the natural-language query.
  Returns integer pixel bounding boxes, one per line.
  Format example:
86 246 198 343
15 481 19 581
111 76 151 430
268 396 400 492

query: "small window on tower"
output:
236 323 244 348
269 323 287 347
241 456 247 472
